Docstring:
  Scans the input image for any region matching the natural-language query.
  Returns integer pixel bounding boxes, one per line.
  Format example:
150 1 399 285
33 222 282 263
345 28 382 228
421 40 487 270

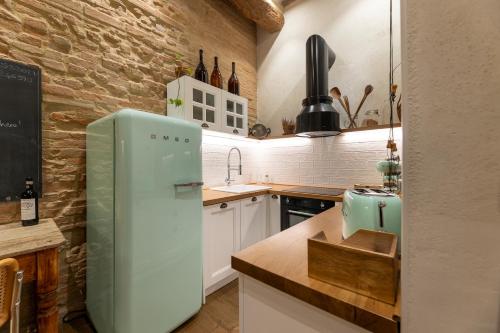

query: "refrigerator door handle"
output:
174 181 204 189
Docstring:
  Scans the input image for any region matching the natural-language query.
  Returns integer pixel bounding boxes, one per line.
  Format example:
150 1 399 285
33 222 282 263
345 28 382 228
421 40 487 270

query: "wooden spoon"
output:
343 96 356 128
330 87 354 126
350 85 374 127
330 87 347 111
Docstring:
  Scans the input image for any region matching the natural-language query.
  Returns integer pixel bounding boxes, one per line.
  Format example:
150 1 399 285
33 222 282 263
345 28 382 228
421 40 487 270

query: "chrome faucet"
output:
225 147 242 185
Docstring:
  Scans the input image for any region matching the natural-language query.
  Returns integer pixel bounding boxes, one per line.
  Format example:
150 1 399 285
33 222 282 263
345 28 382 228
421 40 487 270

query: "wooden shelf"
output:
341 123 401 133
249 124 402 140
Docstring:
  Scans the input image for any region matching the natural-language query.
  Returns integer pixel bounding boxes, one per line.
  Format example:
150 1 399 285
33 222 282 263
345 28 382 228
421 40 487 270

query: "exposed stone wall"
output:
0 0 256 315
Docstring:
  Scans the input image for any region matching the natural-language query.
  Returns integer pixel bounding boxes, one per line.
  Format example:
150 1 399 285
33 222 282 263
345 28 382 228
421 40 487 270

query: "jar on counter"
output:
361 109 379 127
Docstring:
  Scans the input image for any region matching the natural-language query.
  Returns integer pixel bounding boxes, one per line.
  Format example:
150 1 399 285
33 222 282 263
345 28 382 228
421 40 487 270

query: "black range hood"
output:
296 35 341 137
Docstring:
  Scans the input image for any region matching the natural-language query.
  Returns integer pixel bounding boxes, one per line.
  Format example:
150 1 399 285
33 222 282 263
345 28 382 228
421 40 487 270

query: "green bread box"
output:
342 189 402 252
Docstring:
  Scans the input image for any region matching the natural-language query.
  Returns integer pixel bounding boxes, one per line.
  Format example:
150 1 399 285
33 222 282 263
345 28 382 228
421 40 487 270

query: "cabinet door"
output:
268 194 281 236
203 201 240 292
186 78 221 130
221 91 248 136
241 195 267 249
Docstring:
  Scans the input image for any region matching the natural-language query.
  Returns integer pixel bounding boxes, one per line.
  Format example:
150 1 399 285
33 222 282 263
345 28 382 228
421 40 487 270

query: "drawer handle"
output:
272 194 278 199
251 196 257 202
220 202 228 209
287 210 315 218
201 123 209 128
233 129 239 134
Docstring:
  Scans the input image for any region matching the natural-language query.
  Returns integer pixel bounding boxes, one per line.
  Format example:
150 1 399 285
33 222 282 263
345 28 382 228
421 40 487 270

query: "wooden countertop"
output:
203 183 344 206
0 218 65 259
231 205 400 333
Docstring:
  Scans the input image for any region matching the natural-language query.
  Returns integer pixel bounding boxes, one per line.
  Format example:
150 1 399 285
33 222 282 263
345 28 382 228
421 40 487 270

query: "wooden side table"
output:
0 219 65 333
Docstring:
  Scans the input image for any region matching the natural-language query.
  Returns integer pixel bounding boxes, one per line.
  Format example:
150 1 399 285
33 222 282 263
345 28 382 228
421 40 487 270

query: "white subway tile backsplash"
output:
202 128 402 188
313 160 330 169
299 161 313 169
299 176 314 184
314 177 331 185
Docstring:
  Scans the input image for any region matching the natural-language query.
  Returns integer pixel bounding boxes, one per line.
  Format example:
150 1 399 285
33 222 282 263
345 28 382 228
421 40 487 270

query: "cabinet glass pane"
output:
236 117 243 129
206 109 215 123
227 115 234 127
227 100 234 113
206 93 215 107
236 103 243 115
193 89 203 103
193 105 203 121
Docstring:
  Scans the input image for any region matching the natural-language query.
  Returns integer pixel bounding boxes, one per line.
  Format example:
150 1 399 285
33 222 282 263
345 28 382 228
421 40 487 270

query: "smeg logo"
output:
149 134 190 143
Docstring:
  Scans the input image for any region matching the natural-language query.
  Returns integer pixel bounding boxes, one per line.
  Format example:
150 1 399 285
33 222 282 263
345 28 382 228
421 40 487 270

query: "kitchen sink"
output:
210 184 272 194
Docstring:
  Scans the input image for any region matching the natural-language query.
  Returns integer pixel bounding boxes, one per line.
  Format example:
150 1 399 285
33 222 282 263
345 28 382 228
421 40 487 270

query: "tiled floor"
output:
63 280 239 333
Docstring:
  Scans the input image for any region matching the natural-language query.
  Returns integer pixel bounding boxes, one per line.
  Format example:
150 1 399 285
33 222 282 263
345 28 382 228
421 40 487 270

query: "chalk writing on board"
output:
0 120 22 128
0 61 37 83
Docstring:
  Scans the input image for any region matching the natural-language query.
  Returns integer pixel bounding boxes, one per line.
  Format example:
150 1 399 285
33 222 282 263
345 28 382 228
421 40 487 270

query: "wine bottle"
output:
194 49 208 83
20 177 39 226
210 56 223 89
228 62 240 95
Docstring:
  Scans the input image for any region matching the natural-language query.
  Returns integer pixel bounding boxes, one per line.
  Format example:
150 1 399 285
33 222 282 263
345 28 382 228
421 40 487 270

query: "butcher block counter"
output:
231 205 400 333
202 183 344 206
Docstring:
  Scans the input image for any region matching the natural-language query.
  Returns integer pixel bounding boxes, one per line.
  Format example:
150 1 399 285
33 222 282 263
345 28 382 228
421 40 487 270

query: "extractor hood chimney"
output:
295 35 341 137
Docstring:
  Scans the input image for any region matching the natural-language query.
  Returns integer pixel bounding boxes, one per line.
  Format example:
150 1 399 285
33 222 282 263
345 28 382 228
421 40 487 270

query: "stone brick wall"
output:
0 0 256 315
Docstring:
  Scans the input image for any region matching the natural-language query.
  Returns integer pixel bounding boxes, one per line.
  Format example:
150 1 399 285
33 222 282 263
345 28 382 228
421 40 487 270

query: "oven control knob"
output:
320 202 325 209
286 198 290 204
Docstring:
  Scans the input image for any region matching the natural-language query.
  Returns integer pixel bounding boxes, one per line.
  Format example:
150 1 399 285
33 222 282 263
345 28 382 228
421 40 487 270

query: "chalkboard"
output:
0 58 41 201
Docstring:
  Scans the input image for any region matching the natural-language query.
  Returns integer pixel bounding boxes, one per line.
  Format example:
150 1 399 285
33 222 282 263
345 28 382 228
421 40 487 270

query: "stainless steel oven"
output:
280 196 335 231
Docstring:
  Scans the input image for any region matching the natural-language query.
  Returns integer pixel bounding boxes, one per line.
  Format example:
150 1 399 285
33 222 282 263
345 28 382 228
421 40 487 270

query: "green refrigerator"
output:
86 109 203 333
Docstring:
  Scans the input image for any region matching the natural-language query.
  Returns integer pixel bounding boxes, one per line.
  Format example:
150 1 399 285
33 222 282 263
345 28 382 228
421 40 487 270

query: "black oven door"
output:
280 196 335 231
286 209 316 228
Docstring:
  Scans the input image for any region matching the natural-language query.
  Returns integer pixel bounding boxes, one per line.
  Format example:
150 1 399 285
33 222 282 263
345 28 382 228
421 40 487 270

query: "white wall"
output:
257 0 401 134
401 0 500 332
202 127 401 188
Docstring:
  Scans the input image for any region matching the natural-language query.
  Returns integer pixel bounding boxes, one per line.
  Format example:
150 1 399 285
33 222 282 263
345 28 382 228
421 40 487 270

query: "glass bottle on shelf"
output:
228 62 240 95
210 56 223 89
194 49 208 83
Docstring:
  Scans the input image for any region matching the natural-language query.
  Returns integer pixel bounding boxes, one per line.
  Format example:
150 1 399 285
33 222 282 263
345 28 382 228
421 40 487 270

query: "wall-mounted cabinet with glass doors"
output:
167 76 248 137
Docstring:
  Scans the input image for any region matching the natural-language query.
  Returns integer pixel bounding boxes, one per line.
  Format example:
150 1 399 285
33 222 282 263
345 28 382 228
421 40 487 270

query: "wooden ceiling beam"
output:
228 0 284 33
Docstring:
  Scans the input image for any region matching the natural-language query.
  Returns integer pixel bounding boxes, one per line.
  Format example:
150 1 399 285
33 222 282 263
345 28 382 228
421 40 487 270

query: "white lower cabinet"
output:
240 195 267 249
203 194 271 296
268 194 281 236
203 200 241 296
